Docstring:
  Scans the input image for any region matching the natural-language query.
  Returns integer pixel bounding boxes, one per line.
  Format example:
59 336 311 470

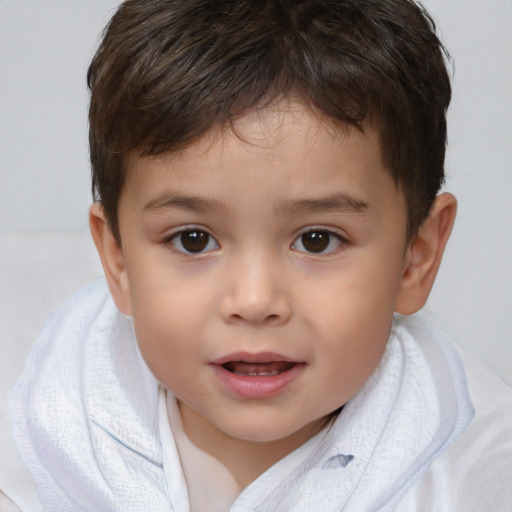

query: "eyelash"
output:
163 226 348 256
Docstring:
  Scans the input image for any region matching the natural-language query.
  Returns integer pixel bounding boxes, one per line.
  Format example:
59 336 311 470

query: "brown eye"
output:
292 229 344 254
171 229 219 253
301 231 329 252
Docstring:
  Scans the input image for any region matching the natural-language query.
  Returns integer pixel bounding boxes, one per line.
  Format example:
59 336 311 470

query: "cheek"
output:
344 246 405 314
313 310 391 406
129 281 215 386
302 258 397 389
305 259 399 329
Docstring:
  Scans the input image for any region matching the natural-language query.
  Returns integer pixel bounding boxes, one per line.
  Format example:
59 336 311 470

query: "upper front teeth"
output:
234 370 280 376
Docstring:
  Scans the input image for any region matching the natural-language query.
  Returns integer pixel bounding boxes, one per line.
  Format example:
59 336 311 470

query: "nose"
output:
219 251 292 326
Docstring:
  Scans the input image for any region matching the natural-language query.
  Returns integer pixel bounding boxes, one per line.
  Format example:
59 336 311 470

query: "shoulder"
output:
450 348 512 500
10 278 115 437
8 278 167 510
396 318 512 512
3 279 113 511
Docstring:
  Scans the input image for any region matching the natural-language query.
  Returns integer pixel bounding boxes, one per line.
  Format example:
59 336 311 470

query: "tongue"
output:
223 361 296 376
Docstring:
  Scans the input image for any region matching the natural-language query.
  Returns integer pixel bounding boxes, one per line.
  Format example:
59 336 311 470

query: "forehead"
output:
129 101 345 168
121 101 401 220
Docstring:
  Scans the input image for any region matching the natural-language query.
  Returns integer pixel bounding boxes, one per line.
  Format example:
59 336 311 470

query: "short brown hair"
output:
88 0 451 242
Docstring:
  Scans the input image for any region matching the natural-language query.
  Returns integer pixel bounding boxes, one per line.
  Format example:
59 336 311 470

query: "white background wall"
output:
1 0 510 383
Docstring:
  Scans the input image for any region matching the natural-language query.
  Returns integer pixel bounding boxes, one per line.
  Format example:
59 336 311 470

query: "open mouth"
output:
221 361 298 376
211 352 304 398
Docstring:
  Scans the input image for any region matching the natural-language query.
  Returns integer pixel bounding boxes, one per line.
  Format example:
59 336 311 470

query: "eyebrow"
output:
274 193 369 217
143 191 369 217
143 192 226 214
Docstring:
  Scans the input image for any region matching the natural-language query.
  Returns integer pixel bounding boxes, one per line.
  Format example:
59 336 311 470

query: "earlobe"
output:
395 193 457 315
89 203 132 315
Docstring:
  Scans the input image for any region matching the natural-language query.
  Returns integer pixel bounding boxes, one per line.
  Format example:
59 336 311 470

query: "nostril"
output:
228 312 281 325
222 295 291 325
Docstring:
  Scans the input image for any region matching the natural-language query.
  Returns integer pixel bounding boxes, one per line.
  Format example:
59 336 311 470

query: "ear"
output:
395 193 457 315
89 203 132 315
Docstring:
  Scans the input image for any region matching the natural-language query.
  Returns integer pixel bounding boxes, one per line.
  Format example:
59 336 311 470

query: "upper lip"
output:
211 351 300 365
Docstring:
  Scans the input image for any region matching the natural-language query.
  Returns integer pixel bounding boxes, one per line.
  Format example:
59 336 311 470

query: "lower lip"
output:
211 363 305 399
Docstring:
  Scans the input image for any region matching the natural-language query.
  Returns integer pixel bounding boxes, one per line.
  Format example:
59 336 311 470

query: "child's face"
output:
115 102 410 443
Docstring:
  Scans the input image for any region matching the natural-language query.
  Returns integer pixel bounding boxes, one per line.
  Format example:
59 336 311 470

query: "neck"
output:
178 401 330 489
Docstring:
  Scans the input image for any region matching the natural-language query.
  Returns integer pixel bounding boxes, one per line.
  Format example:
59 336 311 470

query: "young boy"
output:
8 0 511 510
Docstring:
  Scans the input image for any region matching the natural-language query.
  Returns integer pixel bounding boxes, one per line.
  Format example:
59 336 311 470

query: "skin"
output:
90 101 456 488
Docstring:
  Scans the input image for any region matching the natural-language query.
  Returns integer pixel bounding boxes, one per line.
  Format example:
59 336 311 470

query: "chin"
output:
217 413 322 445
223 423 292 443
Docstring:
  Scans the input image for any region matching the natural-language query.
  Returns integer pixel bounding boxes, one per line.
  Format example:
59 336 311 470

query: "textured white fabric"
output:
0 230 103 512
394 345 512 512
8 277 492 511
10 279 171 511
